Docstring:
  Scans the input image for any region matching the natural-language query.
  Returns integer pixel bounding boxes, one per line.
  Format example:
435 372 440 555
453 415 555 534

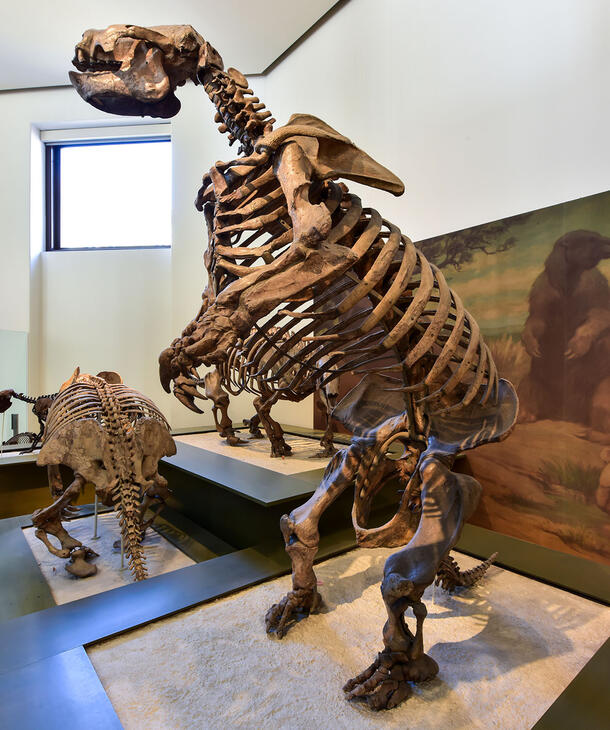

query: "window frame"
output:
44 128 172 252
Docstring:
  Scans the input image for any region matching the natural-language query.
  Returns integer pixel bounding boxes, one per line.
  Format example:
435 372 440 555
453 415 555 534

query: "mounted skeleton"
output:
70 24 518 710
31 368 176 580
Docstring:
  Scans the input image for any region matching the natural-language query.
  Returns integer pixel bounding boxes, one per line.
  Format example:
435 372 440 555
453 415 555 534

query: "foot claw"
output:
270 440 292 458
344 650 438 711
265 588 320 638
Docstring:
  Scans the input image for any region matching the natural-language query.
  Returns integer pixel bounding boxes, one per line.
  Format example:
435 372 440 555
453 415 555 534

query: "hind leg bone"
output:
344 455 483 710
32 468 99 576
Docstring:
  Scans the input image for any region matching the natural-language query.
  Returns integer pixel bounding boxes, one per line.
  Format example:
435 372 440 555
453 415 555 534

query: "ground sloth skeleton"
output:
70 24 518 710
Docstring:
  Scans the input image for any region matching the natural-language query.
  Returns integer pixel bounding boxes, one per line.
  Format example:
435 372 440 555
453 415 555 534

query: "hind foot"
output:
344 650 438 710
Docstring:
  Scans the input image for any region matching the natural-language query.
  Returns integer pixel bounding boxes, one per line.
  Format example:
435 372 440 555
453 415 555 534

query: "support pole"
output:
92 492 100 540
120 532 126 571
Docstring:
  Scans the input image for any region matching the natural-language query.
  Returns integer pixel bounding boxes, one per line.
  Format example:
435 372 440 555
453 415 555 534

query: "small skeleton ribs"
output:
33 368 176 580
70 24 518 709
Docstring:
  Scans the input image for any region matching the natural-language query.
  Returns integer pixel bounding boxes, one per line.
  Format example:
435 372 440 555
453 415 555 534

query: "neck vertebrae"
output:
201 68 275 155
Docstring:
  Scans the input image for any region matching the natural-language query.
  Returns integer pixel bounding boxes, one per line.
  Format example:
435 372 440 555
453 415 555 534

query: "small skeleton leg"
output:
344 455 483 710
315 382 338 458
139 473 172 531
243 413 264 439
20 421 44 454
265 445 361 637
32 470 99 577
253 391 292 457
204 369 244 446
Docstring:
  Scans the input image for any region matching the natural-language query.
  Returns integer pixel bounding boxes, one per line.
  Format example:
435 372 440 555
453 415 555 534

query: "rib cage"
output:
45 381 169 442
217 328 322 400
199 151 498 414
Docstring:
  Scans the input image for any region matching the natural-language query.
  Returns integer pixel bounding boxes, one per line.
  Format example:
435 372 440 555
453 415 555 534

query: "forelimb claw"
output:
173 374 207 414
265 587 321 638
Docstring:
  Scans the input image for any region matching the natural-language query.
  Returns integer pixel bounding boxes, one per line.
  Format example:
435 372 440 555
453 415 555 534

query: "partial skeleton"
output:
32 368 176 580
0 389 57 452
70 25 518 710
200 327 340 457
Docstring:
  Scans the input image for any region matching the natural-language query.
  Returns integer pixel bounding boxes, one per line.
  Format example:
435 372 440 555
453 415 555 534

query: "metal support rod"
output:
92 492 99 539
120 532 126 571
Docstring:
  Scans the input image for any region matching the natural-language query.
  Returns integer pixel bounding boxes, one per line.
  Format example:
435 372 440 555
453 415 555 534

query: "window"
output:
44 127 171 250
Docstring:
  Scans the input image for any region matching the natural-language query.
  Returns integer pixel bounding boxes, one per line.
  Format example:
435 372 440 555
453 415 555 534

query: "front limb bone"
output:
266 446 360 637
243 413 264 438
253 391 291 457
204 369 245 446
32 470 98 575
314 374 339 458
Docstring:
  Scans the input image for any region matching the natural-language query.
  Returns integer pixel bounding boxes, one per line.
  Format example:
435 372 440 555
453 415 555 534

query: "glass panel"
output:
0 330 28 446
59 141 172 248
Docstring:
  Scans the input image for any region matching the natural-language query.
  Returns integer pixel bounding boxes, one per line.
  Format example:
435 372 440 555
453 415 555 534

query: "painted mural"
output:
418 191 610 566
314 190 610 565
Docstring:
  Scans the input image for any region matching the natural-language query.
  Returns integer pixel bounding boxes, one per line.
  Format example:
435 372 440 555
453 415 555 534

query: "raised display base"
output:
175 431 332 475
88 548 610 729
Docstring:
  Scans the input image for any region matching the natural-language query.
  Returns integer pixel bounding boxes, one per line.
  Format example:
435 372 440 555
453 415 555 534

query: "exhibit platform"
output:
0 427 608 728
88 548 610 729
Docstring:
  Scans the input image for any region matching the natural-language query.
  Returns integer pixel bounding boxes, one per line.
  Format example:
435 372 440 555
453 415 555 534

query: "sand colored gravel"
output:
88 547 610 729
23 513 194 604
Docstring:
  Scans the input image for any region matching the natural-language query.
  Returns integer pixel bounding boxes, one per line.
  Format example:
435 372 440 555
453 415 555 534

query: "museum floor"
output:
0 428 609 729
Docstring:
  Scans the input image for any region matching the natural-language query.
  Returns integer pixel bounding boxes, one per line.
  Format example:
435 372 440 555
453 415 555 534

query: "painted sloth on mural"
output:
404 197 610 565
518 229 610 432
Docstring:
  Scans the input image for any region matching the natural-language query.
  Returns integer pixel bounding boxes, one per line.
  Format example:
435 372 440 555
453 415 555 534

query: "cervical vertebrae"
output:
202 67 275 156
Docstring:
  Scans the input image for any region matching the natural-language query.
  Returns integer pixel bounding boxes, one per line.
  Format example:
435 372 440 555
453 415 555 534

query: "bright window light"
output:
56 140 172 249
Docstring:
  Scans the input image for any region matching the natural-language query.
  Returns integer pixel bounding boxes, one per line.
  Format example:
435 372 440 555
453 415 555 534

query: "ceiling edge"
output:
259 0 350 76
0 0 352 93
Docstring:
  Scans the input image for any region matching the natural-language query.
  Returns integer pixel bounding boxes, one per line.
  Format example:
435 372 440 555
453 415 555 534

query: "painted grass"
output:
538 459 601 503
488 334 530 387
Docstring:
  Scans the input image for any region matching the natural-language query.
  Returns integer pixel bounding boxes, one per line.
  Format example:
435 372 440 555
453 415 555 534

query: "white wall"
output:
1 0 608 433
0 330 28 441
0 76 310 432
263 0 610 242
0 86 177 426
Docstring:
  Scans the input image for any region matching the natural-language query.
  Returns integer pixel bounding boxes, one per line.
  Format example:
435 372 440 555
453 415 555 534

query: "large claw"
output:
159 346 180 393
265 588 321 638
173 375 207 414
344 650 438 711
